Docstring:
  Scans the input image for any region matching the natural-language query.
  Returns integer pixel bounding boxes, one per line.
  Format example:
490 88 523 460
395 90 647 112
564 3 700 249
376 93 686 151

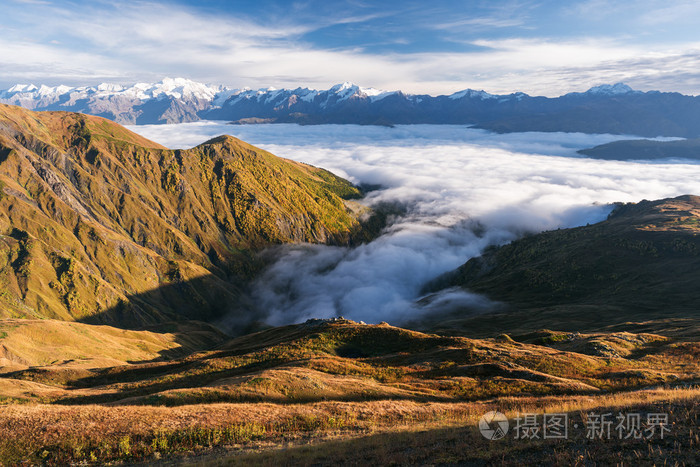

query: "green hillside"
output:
428 195 700 335
0 104 365 327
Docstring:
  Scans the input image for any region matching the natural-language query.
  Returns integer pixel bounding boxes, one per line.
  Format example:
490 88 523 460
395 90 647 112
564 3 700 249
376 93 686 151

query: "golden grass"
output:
0 319 196 372
0 386 696 465
0 320 697 464
210 391 700 466
3 320 697 407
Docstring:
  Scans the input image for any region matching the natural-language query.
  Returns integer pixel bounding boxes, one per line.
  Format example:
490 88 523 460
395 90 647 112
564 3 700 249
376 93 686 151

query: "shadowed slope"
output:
0 104 365 326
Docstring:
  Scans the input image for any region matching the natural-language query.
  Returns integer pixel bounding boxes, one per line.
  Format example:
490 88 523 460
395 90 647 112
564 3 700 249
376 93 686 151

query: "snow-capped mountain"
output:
0 78 226 124
2 79 699 137
564 83 638 97
0 78 405 124
584 83 636 95
0 78 223 105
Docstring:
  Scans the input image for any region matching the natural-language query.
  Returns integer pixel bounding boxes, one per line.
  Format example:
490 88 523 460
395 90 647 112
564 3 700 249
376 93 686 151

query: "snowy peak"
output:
329 81 358 93
0 78 234 124
113 77 224 101
216 82 394 109
326 82 390 102
3 79 693 135
1 83 70 101
449 89 497 100
7 84 38 93
96 83 125 93
330 82 361 101
0 77 225 102
221 86 317 107
583 83 636 96
0 80 654 111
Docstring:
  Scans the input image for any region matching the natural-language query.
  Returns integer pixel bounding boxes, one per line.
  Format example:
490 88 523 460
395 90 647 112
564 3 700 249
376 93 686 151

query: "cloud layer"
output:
129 123 700 326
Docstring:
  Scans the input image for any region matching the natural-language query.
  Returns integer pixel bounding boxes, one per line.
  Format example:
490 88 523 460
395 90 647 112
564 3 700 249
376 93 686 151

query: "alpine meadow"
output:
0 1 699 465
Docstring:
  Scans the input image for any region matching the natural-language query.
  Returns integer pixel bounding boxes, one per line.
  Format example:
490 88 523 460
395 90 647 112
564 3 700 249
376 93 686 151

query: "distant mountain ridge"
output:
579 138 700 161
4 78 700 137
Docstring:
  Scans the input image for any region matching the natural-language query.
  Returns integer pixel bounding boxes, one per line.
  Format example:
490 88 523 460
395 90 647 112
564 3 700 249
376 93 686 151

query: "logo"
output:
479 410 509 440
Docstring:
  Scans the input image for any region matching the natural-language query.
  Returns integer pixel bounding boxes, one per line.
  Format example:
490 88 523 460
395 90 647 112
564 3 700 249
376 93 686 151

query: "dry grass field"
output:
0 319 697 464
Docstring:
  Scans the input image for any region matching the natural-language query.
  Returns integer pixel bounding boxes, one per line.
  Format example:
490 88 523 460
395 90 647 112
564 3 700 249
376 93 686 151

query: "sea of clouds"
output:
128 122 700 326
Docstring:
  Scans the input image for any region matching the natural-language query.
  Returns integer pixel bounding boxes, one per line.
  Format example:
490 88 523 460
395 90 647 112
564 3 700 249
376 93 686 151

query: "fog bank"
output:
128 122 700 325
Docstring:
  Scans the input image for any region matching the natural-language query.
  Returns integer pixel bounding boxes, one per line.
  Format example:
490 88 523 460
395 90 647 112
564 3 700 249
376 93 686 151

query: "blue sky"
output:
3 0 700 95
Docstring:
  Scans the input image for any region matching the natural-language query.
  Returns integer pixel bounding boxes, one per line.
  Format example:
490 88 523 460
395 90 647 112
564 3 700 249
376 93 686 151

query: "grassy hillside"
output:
31 319 696 406
424 195 700 336
0 104 366 326
0 319 225 373
0 319 697 463
1 104 698 464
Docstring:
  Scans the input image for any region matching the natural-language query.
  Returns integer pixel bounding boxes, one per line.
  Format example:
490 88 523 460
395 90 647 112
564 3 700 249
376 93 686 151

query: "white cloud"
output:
9 0 52 4
3 2 700 95
128 122 700 326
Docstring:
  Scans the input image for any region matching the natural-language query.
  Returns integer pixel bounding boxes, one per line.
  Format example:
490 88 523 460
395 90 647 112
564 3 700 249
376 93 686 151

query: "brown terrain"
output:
0 104 697 465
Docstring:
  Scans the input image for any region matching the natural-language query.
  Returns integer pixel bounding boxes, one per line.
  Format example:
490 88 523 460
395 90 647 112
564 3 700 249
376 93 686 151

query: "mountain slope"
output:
0 319 223 373
5 79 700 137
0 104 365 327
6 319 696 408
426 195 700 335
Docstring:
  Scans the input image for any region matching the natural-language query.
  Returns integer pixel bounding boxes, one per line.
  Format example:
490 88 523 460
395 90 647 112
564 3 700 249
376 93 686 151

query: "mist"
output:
128 122 700 325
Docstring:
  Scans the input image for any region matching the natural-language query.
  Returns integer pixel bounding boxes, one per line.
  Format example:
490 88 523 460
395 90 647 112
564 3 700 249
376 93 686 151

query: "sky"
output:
3 0 700 95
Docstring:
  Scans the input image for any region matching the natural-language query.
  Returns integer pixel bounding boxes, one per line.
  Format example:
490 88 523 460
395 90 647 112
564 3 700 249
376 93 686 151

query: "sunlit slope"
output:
0 320 697 463
434 195 700 334
4 319 697 406
0 104 363 326
0 319 224 373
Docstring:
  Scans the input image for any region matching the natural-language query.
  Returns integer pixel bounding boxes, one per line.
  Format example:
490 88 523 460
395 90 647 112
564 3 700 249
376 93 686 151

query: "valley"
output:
0 105 698 465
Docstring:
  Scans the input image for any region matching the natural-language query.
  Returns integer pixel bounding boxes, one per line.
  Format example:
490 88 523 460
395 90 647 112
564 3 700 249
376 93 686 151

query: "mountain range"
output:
4 78 700 137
